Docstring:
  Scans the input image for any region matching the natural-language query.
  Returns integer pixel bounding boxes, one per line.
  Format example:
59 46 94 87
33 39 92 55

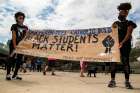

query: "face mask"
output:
118 15 126 21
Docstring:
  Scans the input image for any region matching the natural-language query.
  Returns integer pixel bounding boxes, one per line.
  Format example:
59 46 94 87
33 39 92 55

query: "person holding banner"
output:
108 3 137 89
6 12 28 80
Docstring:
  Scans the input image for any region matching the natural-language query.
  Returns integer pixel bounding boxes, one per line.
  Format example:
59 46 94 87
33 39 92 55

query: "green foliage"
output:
130 48 140 62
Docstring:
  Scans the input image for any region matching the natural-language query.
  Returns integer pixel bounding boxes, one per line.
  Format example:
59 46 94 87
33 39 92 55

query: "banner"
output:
15 26 120 62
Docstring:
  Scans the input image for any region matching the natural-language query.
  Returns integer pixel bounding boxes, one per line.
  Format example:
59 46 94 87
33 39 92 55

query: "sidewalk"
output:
0 70 140 93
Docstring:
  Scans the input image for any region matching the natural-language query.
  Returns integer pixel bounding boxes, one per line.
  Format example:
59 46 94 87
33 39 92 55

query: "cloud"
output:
0 0 5 4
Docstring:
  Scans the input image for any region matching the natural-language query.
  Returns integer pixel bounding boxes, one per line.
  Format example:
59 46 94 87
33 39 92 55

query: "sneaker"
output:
125 81 133 89
12 76 22 80
23 70 27 73
51 73 56 76
6 74 12 80
80 75 85 77
43 72 46 75
108 80 116 88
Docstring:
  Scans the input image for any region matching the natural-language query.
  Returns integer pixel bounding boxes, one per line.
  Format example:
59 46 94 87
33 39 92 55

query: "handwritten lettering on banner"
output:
15 26 120 62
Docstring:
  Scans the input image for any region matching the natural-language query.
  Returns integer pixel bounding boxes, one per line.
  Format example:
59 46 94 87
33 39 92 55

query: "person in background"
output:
20 62 27 73
31 57 36 72
43 57 56 76
80 60 87 77
108 3 137 89
36 58 43 72
6 12 28 80
42 60 48 75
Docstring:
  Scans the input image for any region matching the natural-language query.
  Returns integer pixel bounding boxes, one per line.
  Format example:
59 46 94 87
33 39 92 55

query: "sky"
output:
0 0 140 46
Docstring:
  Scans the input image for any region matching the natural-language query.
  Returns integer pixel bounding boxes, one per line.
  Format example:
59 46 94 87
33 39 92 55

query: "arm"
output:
12 31 17 49
119 25 133 48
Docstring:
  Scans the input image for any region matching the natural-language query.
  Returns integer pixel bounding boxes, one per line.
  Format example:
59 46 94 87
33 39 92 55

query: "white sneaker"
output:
6 74 12 80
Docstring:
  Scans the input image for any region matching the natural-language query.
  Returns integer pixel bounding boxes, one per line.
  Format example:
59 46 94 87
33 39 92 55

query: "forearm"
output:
121 26 133 44
121 33 131 44
12 31 17 49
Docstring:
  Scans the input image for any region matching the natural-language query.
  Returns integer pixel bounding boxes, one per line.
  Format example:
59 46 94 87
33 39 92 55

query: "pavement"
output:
0 69 140 93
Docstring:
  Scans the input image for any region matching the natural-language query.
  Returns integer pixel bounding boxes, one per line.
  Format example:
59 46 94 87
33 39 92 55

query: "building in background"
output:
0 42 9 56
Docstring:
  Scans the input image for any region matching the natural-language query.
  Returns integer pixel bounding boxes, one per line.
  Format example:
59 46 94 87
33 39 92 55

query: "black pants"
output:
110 46 131 81
37 65 42 72
31 64 36 72
7 54 23 77
7 42 23 77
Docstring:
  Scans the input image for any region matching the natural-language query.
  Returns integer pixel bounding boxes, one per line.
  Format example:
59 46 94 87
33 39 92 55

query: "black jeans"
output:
110 45 131 81
7 54 23 77
7 42 23 77
37 65 42 72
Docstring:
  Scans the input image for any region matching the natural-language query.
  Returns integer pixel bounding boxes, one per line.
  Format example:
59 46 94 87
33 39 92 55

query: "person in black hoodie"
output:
108 3 137 89
6 12 28 80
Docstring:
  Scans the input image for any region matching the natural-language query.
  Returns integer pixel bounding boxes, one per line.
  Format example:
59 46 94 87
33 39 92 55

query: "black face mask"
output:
118 15 126 21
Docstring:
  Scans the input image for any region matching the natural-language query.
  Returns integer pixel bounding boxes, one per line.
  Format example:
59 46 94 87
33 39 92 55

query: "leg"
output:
49 60 56 75
89 72 91 77
37 65 39 72
40 65 42 72
80 61 85 77
6 57 13 75
12 54 23 80
87 70 90 77
52 67 55 75
7 43 13 75
108 62 116 88
6 57 14 80
122 56 130 81
94 72 96 77
80 68 85 77
38 65 40 72
43 63 48 75
13 60 21 77
42 64 45 75
122 56 133 89
111 63 116 81
33 65 35 72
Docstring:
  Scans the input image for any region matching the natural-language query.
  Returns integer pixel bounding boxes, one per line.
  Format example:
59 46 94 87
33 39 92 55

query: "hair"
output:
117 3 132 10
14 12 25 19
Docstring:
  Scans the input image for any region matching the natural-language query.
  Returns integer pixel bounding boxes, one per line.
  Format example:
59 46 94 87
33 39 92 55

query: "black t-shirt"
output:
113 20 137 56
11 24 28 46
114 20 137 46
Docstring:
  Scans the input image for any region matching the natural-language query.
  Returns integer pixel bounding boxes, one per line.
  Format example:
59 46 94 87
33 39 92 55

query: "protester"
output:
6 12 28 80
80 60 87 77
31 57 36 72
42 61 48 75
108 3 137 89
43 57 56 76
36 58 43 72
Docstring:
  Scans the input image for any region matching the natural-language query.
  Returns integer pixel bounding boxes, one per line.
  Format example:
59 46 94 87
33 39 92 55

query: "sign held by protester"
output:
15 26 120 62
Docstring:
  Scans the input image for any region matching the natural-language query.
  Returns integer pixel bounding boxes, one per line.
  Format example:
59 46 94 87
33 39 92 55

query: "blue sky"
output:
0 0 140 45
